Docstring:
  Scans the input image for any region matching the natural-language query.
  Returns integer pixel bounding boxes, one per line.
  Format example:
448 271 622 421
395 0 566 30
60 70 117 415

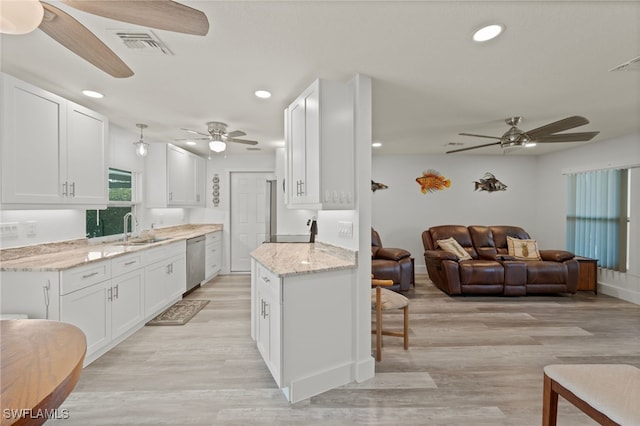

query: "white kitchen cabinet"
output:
143 241 186 318
60 279 111 358
146 143 205 207
284 78 354 210
0 73 108 207
255 262 281 384
251 258 355 403
110 253 145 340
205 231 222 280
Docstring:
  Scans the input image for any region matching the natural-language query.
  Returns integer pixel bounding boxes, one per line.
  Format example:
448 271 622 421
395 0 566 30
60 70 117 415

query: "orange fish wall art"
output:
416 169 451 194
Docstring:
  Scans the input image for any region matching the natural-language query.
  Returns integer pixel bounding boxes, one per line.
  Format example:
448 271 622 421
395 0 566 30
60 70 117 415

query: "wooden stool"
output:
371 277 409 362
542 364 640 426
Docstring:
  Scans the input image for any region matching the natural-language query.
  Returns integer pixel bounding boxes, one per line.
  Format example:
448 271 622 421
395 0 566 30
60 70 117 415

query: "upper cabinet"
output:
146 143 205 208
1 73 108 207
284 78 354 210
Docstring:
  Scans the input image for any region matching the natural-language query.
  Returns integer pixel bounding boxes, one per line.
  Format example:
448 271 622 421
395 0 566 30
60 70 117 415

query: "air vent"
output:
445 142 464 146
246 147 262 151
609 55 640 72
113 30 173 55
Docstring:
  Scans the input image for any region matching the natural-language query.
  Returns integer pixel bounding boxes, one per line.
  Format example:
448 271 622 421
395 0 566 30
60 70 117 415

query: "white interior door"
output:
230 172 270 272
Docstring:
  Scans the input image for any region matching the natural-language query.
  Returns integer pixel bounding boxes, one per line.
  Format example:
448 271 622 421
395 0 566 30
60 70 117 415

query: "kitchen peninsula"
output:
250 241 358 403
0 224 222 365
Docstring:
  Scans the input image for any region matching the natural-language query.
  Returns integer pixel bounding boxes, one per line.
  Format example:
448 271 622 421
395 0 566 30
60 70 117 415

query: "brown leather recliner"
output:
372 228 414 292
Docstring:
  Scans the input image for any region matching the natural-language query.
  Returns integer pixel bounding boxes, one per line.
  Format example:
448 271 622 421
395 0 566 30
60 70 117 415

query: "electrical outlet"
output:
25 221 37 238
0 222 19 239
338 221 353 239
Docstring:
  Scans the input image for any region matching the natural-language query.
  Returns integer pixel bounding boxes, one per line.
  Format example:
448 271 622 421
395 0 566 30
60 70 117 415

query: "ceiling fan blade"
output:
227 138 258 146
180 128 209 137
446 141 500 154
174 137 210 141
459 132 501 140
535 131 600 143
525 116 590 139
39 3 133 78
225 130 246 138
61 0 209 36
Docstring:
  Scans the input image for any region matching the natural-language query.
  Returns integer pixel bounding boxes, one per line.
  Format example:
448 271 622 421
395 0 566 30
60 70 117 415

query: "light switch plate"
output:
338 221 353 239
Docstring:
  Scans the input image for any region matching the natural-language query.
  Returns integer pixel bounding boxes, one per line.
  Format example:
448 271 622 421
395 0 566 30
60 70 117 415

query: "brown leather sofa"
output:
422 225 578 296
372 228 414 292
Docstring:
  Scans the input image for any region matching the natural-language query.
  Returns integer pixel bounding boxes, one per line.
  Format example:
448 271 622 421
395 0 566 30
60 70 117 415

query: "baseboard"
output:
286 362 354 403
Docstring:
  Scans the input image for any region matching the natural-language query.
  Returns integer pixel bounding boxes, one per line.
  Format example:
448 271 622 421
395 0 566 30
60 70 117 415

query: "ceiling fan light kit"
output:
133 123 149 157
209 140 227 153
0 0 43 34
177 121 258 154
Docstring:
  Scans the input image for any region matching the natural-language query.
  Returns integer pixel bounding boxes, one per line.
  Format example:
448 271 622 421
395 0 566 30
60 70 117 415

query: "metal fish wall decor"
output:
416 169 451 194
371 180 388 192
474 172 507 192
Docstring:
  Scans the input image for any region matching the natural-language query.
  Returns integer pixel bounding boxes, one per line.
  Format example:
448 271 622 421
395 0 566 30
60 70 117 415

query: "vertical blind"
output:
566 169 628 271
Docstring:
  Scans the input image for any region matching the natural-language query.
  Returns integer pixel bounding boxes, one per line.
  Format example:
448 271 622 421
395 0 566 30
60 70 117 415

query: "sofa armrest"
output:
425 249 459 262
539 250 575 262
376 247 411 261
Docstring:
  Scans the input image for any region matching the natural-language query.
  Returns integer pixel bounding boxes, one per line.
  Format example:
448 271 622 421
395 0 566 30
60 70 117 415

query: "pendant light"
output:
133 123 149 157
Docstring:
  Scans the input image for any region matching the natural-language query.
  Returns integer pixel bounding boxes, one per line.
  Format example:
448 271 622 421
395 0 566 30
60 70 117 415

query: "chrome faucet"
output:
123 212 137 242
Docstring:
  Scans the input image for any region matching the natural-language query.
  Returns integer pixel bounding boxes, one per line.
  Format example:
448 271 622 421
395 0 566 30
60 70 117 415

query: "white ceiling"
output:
1 1 639 157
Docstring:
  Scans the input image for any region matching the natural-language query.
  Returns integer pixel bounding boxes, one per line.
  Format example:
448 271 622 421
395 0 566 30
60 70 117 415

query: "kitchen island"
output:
250 242 358 403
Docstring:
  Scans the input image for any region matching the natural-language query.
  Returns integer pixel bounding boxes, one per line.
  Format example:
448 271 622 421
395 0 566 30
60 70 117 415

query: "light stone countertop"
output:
0 224 223 272
251 242 357 277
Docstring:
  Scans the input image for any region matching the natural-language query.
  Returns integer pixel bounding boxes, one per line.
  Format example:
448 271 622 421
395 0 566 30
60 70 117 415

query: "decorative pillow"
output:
507 236 542 260
436 237 472 260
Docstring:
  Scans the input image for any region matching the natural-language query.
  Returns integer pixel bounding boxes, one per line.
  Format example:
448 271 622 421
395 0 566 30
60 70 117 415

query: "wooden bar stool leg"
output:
376 287 382 362
403 305 409 350
542 373 558 426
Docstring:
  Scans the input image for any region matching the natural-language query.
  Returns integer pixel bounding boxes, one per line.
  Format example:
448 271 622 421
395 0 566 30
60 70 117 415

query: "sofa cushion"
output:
507 236 542 260
437 237 472 260
459 260 504 285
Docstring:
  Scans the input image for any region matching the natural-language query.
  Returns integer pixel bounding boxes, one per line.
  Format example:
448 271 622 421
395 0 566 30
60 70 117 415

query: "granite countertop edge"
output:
0 224 223 272
251 242 358 277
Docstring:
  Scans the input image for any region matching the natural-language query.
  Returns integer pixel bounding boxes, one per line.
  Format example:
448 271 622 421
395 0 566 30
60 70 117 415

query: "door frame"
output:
223 168 275 274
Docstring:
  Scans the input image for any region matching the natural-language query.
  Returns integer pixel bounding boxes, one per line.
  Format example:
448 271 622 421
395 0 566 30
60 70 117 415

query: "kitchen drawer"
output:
61 261 111 295
112 252 143 277
256 262 280 291
206 231 221 244
143 241 185 265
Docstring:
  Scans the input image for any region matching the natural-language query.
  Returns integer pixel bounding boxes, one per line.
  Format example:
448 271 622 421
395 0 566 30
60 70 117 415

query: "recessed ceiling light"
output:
186 141 196 146
473 24 505 42
372 142 382 148
254 90 271 99
82 90 104 99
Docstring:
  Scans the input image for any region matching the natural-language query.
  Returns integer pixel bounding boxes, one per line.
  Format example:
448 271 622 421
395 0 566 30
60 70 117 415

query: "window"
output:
86 168 135 238
566 168 629 271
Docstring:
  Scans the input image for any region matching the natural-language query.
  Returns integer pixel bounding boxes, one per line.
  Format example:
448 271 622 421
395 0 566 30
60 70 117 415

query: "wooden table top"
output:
1 320 86 426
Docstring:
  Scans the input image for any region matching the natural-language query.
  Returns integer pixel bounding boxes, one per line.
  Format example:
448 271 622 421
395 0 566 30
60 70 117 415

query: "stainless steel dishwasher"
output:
186 235 206 294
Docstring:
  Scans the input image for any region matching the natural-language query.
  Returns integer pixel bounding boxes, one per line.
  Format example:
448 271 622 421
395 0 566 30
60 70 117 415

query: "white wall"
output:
371 154 539 273
534 133 640 304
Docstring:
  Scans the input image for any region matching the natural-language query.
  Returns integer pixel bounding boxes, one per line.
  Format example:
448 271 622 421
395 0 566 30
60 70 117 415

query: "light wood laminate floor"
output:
50 274 640 425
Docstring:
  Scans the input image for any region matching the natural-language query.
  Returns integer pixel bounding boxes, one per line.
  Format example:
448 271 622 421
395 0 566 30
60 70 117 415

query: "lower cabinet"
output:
0 239 189 366
143 241 186 318
251 258 355 403
205 231 222 280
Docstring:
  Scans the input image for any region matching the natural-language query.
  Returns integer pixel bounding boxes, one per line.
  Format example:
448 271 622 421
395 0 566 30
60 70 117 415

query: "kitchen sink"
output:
112 237 171 246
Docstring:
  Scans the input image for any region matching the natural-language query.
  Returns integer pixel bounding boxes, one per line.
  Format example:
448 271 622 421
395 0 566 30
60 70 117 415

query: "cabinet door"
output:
66 102 108 205
167 145 190 205
1 74 67 204
167 255 186 300
60 281 111 357
111 269 145 339
144 261 170 317
256 270 281 385
205 241 222 280
288 98 306 205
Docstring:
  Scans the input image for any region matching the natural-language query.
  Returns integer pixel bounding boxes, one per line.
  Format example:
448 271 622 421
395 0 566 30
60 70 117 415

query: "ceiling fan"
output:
178 122 258 152
446 116 600 154
0 0 209 78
